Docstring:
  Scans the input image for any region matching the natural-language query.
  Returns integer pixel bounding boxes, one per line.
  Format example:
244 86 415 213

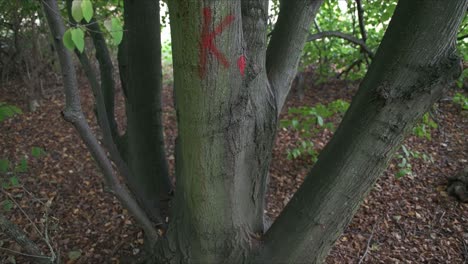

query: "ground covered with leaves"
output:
0 74 467 263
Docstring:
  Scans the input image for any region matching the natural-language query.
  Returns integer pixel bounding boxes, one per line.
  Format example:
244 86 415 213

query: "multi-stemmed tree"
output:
35 0 468 263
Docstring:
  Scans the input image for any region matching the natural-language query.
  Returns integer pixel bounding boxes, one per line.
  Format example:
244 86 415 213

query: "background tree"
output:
0 0 57 111
2 0 462 262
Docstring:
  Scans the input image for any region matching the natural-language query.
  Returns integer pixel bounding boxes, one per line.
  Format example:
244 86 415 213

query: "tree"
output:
35 0 467 263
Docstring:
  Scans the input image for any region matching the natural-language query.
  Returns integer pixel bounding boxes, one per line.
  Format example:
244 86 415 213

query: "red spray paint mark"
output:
199 7 235 78
237 55 246 77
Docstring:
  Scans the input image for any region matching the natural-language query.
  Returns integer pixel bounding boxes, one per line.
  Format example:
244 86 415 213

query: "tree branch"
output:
336 58 363 79
266 0 324 114
121 0 173 215
72 50 152 224
256 0 467 262
40 0 158 242
355 0 367 43
458 33 468 41
307 31 375 58
63 2 145 223
64 0 120 151
0 214 51 264
85 19 119 141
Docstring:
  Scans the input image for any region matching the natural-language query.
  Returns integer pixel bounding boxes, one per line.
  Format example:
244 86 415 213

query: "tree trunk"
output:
254 0 466 263
154 1 277 262
152 0 465 263
41 0 467 263
121 0 172 219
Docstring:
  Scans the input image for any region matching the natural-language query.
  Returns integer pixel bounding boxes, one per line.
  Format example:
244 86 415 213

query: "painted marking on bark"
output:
237 55 246 77
199 7 235 78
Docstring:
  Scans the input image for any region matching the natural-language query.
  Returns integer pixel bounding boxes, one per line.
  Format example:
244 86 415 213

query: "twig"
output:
462 237 468 264
1 189 44 238
2 189 58 262
110 240 126 257
336 58 363 79
358 223 377 264
458 34 468 41
307 31 374 58
0 247 51 260
0 214 51 264
42 198 57 262
355 0 367 43
21 185 46 205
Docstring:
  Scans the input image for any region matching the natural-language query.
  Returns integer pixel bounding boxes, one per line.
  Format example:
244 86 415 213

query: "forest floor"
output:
0 73 467 264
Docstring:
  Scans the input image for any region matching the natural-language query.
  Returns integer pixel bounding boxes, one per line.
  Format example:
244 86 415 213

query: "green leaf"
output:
63 29 75 51
316 116 324 127
396 169 411 178
111 18 123 45
71 28 85 53
0 103 22 122
291 119 299 129
68 250 82 261
422 113 429 123
401 145 409 157
1 180 9 189
71 0 83 22
398 157 407 168
9 177 19 187
31 147 46 158
280 120 290 128
81 0 94 23
293 149 300 158
324 122 334 131
1 200 13 211
0 159 9 173
15 158 28 173
105 18 123 45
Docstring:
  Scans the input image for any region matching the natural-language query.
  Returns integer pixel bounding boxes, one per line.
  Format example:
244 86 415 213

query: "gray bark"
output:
156 1 278 263
121 0 172 221
86 20 119 140
254 0 466 263
266 0 324 114
41 0 158 242
307 31 374 58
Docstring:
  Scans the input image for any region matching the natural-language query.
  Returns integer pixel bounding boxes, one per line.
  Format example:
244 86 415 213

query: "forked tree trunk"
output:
153 0 466 263
41 0 467 263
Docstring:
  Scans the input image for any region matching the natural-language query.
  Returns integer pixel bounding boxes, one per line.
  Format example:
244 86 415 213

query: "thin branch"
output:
42 198 57 262
0 214 51 264
355 0 367 43
459 34 468 41
307 31 375 58
358 223 377 264
1 189 43 238
40 0 159 242
462 236 468 264
72 47 137 204
0 247 51 260
336 58 363 79
65 0 118 142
